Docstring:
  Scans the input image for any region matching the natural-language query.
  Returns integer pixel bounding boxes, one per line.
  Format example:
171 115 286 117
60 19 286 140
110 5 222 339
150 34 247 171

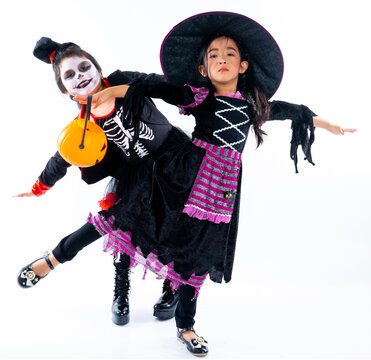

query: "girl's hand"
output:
13 180 51 198
13 191 35 198
313 116 357 135
73 87 113 108
327 124 357 135
73 85 129 108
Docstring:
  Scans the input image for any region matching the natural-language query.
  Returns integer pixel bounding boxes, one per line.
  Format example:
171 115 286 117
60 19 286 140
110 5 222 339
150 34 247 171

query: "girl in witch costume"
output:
16 37 181 325
73 12 356 357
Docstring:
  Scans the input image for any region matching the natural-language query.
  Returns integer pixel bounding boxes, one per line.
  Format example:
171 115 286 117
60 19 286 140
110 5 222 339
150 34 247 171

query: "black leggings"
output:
52 222 100 264
176 284 197 328
51 222 197 327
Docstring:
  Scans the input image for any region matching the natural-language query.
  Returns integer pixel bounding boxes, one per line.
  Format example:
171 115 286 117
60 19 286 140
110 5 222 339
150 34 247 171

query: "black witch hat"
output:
160 11 284 99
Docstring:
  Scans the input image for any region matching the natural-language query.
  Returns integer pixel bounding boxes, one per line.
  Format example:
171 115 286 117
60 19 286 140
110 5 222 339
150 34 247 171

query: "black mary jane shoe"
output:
17 252 54 288
177 327 208 357
153 279 179 320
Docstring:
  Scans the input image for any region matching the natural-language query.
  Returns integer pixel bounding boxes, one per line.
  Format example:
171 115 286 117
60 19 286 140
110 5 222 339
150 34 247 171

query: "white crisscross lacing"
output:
213 97 250 151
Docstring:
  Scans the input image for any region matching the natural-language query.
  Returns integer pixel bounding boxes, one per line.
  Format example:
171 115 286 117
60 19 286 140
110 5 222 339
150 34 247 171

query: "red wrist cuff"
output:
32 179 52 197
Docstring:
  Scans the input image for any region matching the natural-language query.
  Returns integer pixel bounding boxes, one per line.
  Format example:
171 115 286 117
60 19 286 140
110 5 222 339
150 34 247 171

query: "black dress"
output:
92 83 316 295
35 71 191 266
38 70 185 192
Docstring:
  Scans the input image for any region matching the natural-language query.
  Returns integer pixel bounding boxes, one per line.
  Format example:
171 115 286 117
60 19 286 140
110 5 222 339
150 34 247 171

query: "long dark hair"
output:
197 35 269 147
51 45 104 96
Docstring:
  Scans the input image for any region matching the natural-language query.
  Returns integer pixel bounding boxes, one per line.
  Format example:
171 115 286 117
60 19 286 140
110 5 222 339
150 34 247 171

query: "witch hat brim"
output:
160 11 284 99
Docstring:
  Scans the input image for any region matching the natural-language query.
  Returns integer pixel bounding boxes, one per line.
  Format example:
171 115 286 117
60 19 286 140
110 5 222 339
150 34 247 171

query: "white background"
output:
0 0 370 359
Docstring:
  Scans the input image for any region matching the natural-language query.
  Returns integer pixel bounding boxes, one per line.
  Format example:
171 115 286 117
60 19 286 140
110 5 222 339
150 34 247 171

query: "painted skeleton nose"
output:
77 73 84 79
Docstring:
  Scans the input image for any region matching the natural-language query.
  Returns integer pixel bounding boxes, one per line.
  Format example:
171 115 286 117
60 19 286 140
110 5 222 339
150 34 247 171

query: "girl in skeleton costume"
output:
74 12 356 356
16 37 181 325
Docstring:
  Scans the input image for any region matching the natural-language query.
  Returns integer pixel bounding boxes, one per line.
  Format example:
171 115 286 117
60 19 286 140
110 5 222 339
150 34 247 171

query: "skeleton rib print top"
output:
98 106 153 159
90 97 171 165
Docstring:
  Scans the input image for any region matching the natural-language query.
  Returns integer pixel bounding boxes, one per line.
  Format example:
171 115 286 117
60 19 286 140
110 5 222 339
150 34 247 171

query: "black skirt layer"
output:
103 126 241 283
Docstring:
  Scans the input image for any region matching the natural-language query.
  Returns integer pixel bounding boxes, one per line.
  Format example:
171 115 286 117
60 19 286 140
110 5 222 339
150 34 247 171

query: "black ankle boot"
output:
112 255 131 325
153 279 179 320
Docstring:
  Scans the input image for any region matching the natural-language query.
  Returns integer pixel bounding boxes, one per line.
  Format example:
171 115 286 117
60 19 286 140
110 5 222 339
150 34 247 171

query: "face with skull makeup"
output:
60 56 101 97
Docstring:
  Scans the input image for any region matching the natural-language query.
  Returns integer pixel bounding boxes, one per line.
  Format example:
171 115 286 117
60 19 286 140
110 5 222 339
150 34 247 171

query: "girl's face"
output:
198 37 248 92
60 56 101 97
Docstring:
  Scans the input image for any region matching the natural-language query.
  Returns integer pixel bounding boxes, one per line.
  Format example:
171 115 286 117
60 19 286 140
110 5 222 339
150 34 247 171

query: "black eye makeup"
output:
79 61 91 72
64 70 75 80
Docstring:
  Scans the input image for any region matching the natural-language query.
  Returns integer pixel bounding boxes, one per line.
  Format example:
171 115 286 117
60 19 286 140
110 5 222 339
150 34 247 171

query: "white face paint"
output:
60 56 101 96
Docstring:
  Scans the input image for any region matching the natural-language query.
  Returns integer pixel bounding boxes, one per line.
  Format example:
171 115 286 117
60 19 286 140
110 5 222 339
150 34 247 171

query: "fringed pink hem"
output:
182 205 231 224
87 212 207 298
103 236 205 299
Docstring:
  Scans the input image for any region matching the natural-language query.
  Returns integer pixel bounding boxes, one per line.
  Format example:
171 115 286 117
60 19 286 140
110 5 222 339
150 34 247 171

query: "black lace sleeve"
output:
107 70 166 87
121 79 196 129
38 151 71 187
146 82 197 107
269 100 316 173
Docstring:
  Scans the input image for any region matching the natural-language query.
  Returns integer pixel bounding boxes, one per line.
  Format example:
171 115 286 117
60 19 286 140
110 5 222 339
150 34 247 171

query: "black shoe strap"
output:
43 252 54 271
179 327 195 334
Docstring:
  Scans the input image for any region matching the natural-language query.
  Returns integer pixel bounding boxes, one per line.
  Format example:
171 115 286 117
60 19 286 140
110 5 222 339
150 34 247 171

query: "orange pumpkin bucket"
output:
57 95 107 167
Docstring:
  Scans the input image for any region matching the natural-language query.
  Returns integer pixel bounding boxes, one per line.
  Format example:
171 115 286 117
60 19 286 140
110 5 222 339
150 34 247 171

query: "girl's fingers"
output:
91 97 102 108
92 99 101 109
13 192 34 198
73 95 88 104
343 128 357 133
333 126 357 135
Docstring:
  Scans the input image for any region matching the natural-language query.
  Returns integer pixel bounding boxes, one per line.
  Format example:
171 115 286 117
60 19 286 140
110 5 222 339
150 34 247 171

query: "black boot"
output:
153 279 179 320
112 254 131 325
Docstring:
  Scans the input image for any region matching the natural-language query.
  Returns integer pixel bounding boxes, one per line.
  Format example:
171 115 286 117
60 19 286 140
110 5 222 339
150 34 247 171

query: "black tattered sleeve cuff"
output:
290 106 316 173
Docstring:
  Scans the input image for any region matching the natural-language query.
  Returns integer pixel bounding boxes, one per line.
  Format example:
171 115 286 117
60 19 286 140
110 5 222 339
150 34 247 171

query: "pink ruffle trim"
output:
182 205 231 224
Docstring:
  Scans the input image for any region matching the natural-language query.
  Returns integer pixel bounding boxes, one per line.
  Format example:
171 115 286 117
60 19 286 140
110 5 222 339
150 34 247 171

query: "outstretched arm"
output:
268 100 357 173
74 81 194 108
73 71 167 106
14 151 71 197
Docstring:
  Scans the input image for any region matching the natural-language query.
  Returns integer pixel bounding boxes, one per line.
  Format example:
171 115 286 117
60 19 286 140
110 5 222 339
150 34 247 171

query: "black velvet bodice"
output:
192 96 251 153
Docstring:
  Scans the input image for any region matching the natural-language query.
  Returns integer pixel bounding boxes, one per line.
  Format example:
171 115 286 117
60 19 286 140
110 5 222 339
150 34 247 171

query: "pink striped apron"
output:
182 138 241 224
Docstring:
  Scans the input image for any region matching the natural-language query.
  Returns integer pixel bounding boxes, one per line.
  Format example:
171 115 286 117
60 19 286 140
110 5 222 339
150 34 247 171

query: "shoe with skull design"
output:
17 252 54 288
177 327 208 357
